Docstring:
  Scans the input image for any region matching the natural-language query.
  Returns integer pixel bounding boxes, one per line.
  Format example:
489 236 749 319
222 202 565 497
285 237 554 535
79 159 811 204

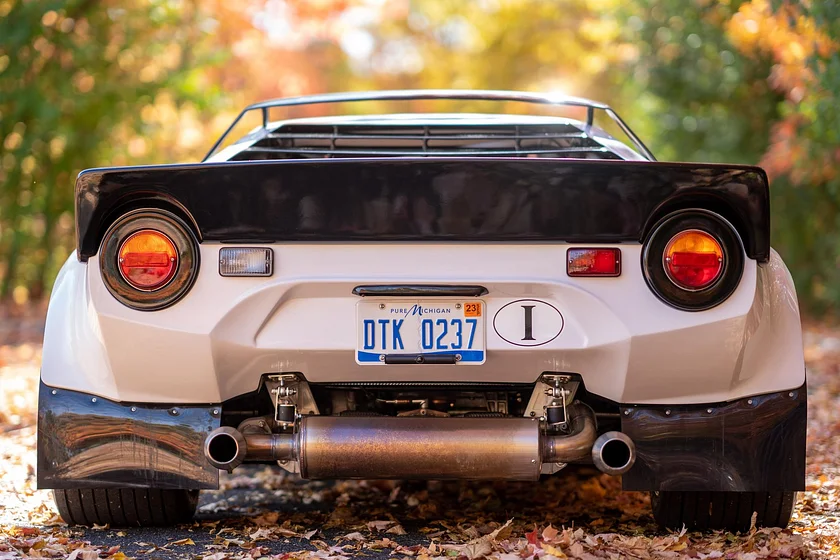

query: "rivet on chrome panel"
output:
130 407 137 412
51 389 57 395
169 408 180 416
789 392 796 398
455 354 462 362
706 408 713 414
665 409 671 416
91 398 97 403
747 399 754 406
212 409 220 416
379 303 385 309
623 410 630 416
379 355 385 362
456 303 462 309
531 459 536 464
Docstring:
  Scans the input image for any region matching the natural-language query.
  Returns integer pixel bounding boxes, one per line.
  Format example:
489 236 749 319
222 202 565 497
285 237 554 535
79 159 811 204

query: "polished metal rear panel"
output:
37 382 220 490
621 385 806 492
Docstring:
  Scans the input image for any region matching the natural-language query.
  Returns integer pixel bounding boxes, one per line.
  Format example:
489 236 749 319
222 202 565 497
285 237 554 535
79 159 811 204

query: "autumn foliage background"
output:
1 0 839 314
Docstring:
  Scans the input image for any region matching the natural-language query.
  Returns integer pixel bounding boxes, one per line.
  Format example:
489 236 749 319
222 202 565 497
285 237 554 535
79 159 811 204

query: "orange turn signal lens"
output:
663 229 723 290
118 230 178 290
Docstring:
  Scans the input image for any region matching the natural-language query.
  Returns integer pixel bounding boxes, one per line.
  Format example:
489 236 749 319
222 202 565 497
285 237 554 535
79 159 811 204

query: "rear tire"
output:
53 488 199 527
651 491 796 532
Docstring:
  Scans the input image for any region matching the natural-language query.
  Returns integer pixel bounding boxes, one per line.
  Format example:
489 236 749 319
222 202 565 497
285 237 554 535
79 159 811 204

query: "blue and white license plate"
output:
356 300 486 365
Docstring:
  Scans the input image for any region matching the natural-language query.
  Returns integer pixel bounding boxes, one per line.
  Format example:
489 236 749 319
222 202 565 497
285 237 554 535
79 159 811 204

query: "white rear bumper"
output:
42 244 804 404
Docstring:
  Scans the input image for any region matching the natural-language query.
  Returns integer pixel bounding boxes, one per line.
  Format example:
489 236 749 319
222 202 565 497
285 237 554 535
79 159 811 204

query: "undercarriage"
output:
206 374 632 480
38 371 804 490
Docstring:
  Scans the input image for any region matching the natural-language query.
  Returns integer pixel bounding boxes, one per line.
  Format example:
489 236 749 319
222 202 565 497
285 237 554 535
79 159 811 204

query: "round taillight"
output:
100 209 199 311
642 210 744 312
118 230 178 290
663 230 724 290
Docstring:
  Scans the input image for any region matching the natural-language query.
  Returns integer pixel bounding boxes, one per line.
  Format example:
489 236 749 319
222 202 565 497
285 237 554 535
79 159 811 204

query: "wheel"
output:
53 488 199 527
651 491 796 532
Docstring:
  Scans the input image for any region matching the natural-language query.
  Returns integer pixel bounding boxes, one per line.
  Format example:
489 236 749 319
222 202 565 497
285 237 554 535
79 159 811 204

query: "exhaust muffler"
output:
206 416 544 479
204 405 634 480
300 416 541 480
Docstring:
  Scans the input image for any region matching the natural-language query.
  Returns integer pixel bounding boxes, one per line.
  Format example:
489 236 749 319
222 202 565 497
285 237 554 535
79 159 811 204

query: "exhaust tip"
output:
592 431 635 476
204 427 246 471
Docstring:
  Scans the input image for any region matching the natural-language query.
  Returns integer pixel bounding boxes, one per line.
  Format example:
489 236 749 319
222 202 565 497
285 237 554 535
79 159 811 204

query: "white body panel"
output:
41 244 804 405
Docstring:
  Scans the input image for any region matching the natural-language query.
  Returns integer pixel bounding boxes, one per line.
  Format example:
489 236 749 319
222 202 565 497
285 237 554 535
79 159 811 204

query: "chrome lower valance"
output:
37 381 221 490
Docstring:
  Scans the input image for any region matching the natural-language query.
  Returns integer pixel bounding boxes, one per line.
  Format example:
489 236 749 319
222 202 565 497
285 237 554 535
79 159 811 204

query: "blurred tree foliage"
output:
0 0 350 303
614 0 840 315
620 0 782 163
0 0 217 301
727 0 840 315
1 0 839 315
351 0 627 94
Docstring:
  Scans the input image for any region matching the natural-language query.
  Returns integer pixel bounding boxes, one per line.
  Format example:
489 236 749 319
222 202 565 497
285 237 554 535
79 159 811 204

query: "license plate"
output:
356 300 486 365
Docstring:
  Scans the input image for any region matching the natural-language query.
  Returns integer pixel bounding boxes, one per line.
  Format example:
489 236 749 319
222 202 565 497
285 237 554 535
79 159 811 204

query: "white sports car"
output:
38 90 805 531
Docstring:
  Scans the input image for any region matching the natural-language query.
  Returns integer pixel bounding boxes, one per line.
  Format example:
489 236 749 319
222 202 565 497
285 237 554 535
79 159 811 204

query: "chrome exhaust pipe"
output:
204 426 246 471
591 431 636 475
204 405 600 479
205 427 296 472
541 404 597 463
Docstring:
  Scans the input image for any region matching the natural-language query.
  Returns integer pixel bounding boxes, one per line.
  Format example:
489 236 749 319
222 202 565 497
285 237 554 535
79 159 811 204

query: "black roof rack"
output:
205 89 656 161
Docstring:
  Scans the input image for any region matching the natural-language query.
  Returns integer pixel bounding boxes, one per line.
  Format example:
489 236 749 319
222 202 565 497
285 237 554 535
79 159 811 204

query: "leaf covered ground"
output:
1 328 838 559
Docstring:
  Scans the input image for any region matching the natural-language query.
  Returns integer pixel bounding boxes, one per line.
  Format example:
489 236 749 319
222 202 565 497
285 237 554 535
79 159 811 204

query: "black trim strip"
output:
352 284 488 297
383 354 459 365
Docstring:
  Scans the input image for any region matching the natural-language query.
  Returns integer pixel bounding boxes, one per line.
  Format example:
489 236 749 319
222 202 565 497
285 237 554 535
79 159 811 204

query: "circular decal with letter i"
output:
493 299 564 347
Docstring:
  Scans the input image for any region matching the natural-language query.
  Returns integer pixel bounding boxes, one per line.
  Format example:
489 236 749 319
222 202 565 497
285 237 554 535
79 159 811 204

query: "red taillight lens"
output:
663 230 723 290
567 248 621 277
118 230 178 290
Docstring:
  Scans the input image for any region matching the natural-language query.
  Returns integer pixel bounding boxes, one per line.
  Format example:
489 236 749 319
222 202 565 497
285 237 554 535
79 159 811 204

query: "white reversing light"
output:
219 248 273 277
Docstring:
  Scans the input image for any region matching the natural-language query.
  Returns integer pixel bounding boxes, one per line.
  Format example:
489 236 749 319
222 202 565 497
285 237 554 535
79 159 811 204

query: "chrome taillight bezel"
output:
100 209 200 311
642 210 744 311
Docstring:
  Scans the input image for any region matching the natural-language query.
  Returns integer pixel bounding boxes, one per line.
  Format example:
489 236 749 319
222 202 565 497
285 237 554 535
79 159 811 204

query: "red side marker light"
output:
567 248 621 277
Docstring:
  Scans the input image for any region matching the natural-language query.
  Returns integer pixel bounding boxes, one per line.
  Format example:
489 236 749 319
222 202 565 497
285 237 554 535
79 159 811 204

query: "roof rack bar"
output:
205 89 655 161
206 110 248 160
241 146 613 157
265 132 589 141
604 108 656 162
246 89 610 111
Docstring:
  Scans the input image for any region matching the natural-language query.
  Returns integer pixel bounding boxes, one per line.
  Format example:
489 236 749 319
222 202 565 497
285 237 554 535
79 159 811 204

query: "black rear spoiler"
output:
74 158 770 262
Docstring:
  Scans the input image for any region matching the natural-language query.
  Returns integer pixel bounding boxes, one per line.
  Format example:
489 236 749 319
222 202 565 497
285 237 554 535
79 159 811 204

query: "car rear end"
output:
37 92 806 530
